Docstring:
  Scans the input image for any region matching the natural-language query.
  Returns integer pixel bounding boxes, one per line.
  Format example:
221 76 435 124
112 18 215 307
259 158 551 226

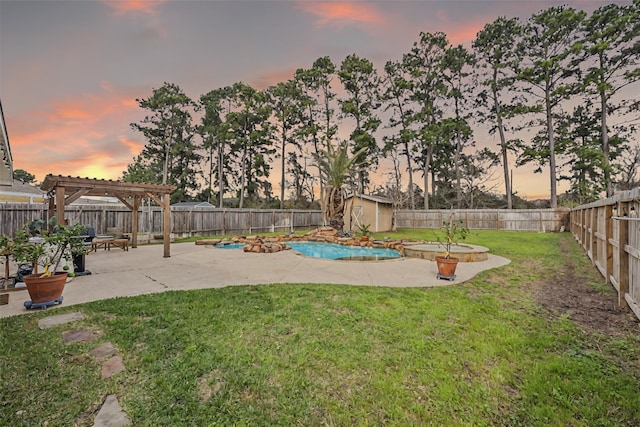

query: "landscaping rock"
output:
63 329 100 343
90 342 117 361
92 394 130 427
244 242 287 253
195 239 221 245
102 355 125 379
38 312 84 329
226 228 407 256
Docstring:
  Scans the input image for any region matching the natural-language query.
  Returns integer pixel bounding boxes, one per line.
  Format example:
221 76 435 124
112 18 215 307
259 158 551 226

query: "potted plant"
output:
10 219 87 305
358 223 371 241
435 214 469 280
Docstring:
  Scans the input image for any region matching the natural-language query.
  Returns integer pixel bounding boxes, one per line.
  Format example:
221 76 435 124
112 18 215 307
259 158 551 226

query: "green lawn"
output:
1 230 639 426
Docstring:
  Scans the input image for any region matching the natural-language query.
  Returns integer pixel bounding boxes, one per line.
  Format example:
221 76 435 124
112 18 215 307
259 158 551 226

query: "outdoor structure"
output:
0 100 12 187
344 193 394 233
40 175 176 257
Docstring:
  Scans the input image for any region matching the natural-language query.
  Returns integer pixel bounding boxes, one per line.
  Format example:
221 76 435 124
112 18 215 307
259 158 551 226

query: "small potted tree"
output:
435 214 469 280
10 219 87 307
358 223 372 241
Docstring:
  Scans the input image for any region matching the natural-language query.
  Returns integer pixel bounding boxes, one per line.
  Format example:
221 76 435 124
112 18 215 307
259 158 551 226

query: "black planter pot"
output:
73 253 86 272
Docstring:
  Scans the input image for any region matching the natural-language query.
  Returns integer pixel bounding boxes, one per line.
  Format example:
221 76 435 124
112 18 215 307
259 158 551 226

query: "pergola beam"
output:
64 188 91 206
115 195 134 211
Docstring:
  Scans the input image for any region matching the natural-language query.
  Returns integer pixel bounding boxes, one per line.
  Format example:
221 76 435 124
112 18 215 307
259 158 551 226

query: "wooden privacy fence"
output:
170 207 323 236
0 203 323 238
570 188 640 321
396 209 570 232
2 205 572 236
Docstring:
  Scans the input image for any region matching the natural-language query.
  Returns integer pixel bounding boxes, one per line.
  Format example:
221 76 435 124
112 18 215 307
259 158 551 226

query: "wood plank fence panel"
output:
4 205 568 236
1 204 324 238
251 211 275 233
571 188 640 321
611 218 621 294
395 208 569 232
0 203 47 236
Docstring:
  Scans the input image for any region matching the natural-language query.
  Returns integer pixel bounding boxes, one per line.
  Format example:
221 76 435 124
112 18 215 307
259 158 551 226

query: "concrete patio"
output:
1 242 510 318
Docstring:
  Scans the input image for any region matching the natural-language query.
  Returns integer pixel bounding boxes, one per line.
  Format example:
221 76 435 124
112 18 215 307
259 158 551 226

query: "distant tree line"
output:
124 2 640 209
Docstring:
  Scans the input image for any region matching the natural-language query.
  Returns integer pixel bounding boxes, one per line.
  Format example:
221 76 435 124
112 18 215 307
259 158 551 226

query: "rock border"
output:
195 226 410 255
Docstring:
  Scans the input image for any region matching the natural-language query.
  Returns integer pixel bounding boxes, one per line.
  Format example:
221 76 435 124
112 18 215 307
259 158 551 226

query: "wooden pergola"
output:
41 175 176 257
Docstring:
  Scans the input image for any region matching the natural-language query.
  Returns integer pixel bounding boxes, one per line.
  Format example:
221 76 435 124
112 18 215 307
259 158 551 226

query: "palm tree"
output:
314 142 366 231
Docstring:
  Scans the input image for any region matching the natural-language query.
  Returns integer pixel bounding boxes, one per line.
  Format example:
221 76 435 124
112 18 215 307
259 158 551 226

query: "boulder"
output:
195 239 221 246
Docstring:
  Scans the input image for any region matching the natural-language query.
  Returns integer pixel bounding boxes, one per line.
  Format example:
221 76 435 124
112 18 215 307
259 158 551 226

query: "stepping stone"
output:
63 329 99 343
38 312 84 329
90 342 117 361
92 394 130 427
101 355 125 379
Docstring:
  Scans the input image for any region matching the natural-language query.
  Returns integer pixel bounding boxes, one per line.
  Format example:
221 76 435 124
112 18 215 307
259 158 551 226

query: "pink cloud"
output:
121 136 145 156
7 86 145 182
250 68 299 90
101 0 168 15
448 22 486 45
297 1 387 27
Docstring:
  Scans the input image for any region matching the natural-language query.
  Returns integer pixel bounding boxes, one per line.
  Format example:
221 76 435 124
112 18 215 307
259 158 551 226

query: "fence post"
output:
582 208 588 250
592 208 599 264
605 204 613 285
222 209 226 235
291 211 294 233
618 203 629 309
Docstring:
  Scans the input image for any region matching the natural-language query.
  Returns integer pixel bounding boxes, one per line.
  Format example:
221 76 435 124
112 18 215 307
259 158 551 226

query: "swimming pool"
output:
215 241 401 261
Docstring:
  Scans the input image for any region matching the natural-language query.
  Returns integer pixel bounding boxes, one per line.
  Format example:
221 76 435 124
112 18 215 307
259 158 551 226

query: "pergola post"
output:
48 196 55 226
132 196 140 249
163 193 171 258
55 186 65 226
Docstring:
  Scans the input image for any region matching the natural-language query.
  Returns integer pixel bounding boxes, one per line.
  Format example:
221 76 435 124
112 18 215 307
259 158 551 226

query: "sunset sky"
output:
0 0 633 200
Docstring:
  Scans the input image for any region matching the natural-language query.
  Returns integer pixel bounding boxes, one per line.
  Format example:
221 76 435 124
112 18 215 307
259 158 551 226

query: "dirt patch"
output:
530 238 639 336
198 369 225 402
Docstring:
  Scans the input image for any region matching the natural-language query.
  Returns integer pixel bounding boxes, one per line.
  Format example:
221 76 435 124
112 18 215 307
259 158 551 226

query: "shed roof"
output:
346 193 393 205
171 201 215 208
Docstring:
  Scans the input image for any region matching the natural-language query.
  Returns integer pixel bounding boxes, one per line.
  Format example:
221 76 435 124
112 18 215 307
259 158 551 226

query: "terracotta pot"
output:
23 272 68 304
435 256 459 278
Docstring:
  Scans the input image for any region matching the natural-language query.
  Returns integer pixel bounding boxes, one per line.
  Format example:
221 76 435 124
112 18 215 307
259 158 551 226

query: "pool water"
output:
215 241 400 261
216 243 245 249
